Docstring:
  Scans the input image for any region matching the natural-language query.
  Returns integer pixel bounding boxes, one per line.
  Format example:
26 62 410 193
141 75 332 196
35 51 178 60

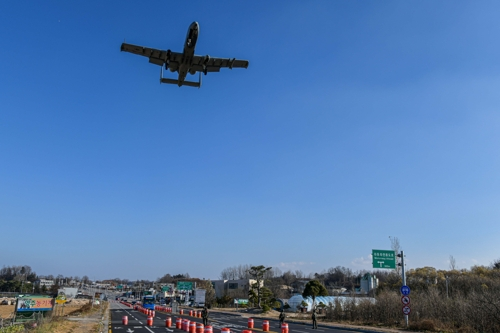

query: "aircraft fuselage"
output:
177 22 199 83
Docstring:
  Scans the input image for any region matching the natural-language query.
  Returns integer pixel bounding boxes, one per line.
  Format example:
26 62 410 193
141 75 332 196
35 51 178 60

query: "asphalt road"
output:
109 301 364 333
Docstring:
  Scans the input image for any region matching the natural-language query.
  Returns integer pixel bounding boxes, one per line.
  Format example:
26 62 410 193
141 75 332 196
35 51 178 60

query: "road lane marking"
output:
145 327 155 333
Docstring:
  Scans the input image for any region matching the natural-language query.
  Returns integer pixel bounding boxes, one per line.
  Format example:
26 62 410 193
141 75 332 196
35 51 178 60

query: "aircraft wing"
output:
120 43 183 69
190 55 249 73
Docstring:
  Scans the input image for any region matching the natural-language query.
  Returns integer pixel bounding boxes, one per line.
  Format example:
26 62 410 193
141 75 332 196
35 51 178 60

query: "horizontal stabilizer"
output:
160 78 201 88
160 78 179 85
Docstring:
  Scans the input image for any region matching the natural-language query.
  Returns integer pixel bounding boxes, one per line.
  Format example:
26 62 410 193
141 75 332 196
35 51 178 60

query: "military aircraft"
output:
121 22 249 88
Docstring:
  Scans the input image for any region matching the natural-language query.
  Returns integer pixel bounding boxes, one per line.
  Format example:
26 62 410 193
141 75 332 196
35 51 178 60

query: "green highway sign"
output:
234 298 249 305
177 281 193 291
372 249 396 269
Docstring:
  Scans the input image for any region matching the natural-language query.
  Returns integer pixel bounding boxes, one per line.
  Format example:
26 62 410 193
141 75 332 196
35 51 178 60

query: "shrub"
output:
262 304 271 312
409 319 436 331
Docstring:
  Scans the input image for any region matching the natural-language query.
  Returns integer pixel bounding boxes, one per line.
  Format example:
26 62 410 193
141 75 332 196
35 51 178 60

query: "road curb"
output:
208 310 409 333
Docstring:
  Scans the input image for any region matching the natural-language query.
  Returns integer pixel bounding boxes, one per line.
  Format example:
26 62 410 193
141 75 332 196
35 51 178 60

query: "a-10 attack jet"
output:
121 21 249 88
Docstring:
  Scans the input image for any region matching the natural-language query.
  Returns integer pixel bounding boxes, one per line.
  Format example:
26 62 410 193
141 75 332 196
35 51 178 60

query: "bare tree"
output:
449 255 457 270
294 270 304 279
389 236 402 274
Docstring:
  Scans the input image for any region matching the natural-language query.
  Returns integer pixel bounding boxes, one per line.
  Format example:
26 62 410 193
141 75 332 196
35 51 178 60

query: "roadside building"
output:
360 273 378 294
35 279 55 288
211 279 260 298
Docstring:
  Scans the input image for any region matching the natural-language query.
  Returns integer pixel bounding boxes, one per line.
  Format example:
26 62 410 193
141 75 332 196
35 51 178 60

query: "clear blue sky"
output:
1 1 499 281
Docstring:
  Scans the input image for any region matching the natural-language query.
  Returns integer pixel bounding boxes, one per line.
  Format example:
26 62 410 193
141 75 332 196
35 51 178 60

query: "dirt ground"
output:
0 305 14 319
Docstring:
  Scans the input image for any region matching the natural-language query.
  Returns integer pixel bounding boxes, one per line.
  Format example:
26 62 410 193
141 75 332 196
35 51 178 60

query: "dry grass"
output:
0 305 14 319
30 317 100 333
31 302 106 333
0 302 104 333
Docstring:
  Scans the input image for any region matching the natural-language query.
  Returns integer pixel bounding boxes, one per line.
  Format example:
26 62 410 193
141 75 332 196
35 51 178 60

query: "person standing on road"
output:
311 308 317 329
279 309 286 328
202 306 209 326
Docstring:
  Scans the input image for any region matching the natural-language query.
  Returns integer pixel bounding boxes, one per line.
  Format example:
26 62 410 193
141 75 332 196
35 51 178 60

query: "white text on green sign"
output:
372 249 396 269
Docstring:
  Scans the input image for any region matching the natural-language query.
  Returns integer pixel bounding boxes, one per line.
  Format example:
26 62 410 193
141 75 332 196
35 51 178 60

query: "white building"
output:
211 279 260 298
35 279 55 288
360 273 378 294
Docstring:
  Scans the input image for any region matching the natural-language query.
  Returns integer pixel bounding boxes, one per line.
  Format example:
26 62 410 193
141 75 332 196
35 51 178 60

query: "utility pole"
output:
446 276 449 298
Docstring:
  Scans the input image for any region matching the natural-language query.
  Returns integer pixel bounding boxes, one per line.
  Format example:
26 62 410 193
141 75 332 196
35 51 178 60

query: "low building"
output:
360 273 378 294
35 279 54 288
211 279 260 298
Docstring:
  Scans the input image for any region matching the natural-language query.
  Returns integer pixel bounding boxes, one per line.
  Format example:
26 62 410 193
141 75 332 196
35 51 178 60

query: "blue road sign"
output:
401 285 410 296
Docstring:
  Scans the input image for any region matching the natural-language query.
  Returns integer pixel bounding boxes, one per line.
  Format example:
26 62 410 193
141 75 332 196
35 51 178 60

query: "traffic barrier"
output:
184 320 191 332
242 330 253 333
166 317 172 328
180 309 184 315
204 326 213 333
176 317 182 329
198 311 202 318
152 310 156 317
248 318 254 328
196 323 204 333
281 323 289 333
190 321 196 333
147 316 153 326
221 328 231 333
263 320 269 332
122 316 128 325
189 310 193 316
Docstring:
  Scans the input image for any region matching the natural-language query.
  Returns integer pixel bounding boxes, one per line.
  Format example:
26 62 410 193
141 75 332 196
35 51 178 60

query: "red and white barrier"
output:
263 320 270 332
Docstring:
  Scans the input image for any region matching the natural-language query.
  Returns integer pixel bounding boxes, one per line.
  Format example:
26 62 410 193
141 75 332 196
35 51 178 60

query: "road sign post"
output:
400 251 409 328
